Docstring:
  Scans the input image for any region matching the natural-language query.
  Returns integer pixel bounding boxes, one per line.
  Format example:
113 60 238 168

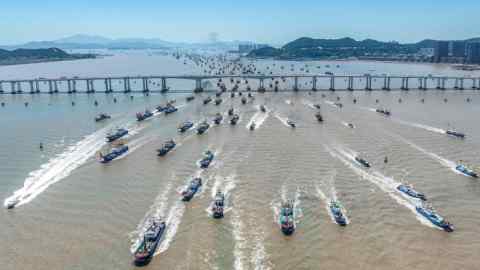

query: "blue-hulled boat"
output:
456 164 478 178
213 113 223 125
181 178 202 201
106 128 128 142
133 220 166 266
446 130 465 139
279 201 295 235
178 121 194 133
416 204 454 232
212 191 225 219
157 140 176 156
215 98 222 105
199 151 214 168
397 184 426 201
164 105 178 114
99 145 128 163
329 201 347 226
155 105 167 113
197 121 210 134
136 110 153 121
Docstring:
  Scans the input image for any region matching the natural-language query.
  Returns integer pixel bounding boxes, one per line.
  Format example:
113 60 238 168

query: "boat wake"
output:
341 121 354 129
301 99 316 110
156 200 186 254
4 125 113 208
325 144 438 229
250 232 271 270
274 114 293 128
231 207 247 270
130 181 173 253
245 107 270 130
324 100 337 108
394 119 446 135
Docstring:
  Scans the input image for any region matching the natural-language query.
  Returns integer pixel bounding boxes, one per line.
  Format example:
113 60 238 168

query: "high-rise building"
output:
466 42 480 64
434 41 449 62
450 41 467 57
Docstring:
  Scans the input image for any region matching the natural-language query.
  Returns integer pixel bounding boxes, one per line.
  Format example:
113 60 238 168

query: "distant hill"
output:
248 36 480 59
0 47 94 65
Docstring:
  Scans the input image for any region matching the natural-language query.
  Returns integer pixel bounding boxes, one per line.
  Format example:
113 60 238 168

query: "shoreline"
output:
0 56 97 67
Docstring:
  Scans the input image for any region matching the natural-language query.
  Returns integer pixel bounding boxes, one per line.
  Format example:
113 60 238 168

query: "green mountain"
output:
0 48 94 65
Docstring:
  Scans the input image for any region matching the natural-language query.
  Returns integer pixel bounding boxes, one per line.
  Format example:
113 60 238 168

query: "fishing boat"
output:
334 102 343 108
136 110 153 121
133 219 166 266
347 123 355 129
287 119 296 128
186 96 195 102
279 201 295 235
375 108 391 116
315 112 323 122
213 113 223 125
249 122 256 131
197 121 210 134
215 98 222 105
230 114 240 125
241 97 247 104
178 121 194 133
455 164 478 178
95 113 111 122
446 130 465 138
5 198 19 209
228 108 234 116
416 203 454 232
203 97 212 105
329 201 347 226
181 178 202 201
355 156 370 168
99 144 129 163
260 105 266 112
199 151 214 168
314 104 321 109
164 105 178 114
397 184 427 201
106 128 128 142
212 191 225 219
157 140 176 156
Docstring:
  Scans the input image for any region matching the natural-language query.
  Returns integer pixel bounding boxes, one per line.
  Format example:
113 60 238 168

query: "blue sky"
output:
1 0 479 45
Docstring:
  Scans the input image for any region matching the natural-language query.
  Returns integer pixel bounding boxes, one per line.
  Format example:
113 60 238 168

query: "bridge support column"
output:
161 78 169 93
382 76 388 90
459 78 464 90
311 76 317 91
142 78 149 93
441 78 446 90
10 82 16 94
29 81 34 94
347 77 354 90
0 81 3 93
436 78 441 89
472 79 477 89
258 78 265 92
48 81 53 94
194 78 203 93
418 78 423 90
67 80 72 93
72 80 77 93
104 79 109 93
365 76 372 90
17 82 22 93
424 77 428 90
454 78 459 89
329 76 335 91
293 76 299 91
405 78 409 90
35 81 40 93
86 80 90 93
54 81 58 93
123 78 131 93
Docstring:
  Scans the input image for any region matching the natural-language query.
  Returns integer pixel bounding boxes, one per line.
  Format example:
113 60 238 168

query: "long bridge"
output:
0 74 479 94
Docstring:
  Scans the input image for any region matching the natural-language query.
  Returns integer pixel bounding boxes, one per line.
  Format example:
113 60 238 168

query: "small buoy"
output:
375 99 379 103
39 143 44 150
24 102 29 107
398 98 402 103
384 156 388 164
1 102 5 107
444 98 448 103
130 96 134 100
336 96 340 101
94 101 98 106
113 98 117 103
466 98 471 102
72 101 75 106
421 99 425 103
353 98 357 104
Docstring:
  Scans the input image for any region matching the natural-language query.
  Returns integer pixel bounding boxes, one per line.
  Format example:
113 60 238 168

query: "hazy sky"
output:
1 0 479 45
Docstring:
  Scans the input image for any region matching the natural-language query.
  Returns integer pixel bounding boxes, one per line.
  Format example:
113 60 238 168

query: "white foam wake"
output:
232 208 247 270
156 200 186 254
325 144 438 229
274 114 292 128
4 125 112 208
245 106 270 130
394 119 446 135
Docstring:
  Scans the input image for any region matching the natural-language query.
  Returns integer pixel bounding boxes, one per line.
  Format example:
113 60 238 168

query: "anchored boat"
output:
133 219 166 266
329 201 347 226
181 178 202 201
99 144 129 163
106 128 128 142
279 201 295 235
157 140 176 156
178 121 194 133
397 184 427 201
416 203 454 232
212 191 225 219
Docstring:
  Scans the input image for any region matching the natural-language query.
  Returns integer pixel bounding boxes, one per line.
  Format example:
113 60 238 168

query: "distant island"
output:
0 48 95 66
247 37 480 63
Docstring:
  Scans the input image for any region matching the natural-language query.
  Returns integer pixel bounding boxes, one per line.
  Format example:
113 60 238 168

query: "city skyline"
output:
1 0 479 45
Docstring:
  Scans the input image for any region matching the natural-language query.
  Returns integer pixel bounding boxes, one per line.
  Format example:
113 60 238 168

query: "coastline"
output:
0 55 97 66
